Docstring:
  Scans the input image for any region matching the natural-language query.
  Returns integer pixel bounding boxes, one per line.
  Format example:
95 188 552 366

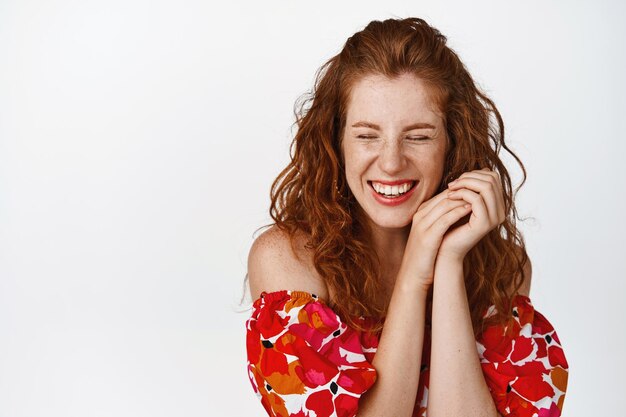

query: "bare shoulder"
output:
513 244 532 297
247 225 329 302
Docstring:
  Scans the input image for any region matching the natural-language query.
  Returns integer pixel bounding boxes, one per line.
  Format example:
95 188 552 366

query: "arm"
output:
358 189 475 416
357 270 429 417
427 255 499 417
248 191 472 416
427 168 511 416
247 226 427 417
428 247 531 417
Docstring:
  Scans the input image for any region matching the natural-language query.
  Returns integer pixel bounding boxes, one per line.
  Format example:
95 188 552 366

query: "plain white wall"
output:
1 0 624 416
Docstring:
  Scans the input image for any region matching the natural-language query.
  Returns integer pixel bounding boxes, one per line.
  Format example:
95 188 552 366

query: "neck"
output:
368 220 411 280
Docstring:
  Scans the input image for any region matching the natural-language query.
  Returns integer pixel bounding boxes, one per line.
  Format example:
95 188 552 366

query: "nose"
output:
378 140 406 175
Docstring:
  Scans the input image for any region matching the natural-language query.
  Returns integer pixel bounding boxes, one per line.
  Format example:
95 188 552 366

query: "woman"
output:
244 17 568 417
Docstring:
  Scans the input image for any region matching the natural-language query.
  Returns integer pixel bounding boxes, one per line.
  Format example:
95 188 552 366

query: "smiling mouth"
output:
368 180 417 198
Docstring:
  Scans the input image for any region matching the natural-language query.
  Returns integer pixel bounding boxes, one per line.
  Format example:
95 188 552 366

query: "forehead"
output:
345 73 443 125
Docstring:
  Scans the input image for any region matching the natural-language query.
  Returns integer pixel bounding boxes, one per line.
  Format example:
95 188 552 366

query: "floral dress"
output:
245 290 569 417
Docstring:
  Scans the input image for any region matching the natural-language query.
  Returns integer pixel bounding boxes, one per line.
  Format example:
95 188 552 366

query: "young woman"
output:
244 17 569 417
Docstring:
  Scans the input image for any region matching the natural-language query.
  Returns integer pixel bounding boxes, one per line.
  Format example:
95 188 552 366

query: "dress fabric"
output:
245 290 568 417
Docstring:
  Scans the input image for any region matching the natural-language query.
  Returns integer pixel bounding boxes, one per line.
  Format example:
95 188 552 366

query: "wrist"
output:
395 273 431 297
432 256 466 292
433 255 465 282
435 251 466 265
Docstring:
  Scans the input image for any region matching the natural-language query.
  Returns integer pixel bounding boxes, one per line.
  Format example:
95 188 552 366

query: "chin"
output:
369 214 413 230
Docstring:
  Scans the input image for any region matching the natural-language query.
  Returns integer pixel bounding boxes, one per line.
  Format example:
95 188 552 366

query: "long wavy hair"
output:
249 17 529 337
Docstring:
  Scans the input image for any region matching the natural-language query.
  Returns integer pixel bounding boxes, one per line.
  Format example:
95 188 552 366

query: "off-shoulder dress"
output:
245 290 568 417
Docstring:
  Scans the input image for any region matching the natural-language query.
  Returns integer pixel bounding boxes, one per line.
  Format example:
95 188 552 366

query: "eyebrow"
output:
351 121 436 131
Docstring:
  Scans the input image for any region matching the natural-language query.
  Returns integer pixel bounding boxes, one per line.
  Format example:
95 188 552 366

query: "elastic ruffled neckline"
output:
256 289 329 305
255 289 532 315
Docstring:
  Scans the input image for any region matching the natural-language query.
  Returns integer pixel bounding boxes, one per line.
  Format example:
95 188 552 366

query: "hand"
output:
399 186 475 290
437 167 506 262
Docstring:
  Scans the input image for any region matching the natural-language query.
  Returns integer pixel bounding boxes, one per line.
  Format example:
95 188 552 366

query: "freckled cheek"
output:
409 158 445 186
344 159 372 192
422 164 445 181
344 150 373 172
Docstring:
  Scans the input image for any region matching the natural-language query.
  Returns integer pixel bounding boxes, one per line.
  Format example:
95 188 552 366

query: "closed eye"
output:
356 135 432 141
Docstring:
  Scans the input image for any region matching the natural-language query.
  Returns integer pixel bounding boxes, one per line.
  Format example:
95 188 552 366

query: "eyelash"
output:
357 135 430 141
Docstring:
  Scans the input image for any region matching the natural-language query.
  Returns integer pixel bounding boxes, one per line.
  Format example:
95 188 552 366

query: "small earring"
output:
334 180 347 201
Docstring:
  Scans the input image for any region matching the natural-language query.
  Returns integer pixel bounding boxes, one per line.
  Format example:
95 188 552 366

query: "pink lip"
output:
369 181 418 206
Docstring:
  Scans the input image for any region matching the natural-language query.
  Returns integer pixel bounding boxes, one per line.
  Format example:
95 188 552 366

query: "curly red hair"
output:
251 17 530 337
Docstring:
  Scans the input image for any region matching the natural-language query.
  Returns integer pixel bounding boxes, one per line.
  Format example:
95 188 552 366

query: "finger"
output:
420 195 470 230
448 178 497 224
450 169 504 200
478 169 506 221
445 187 489 223
428 202 473 235
448 176 502 223
448 169 498 188
415 186 456 219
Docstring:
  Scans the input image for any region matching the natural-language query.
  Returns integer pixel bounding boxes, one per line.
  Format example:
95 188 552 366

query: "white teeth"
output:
371 181 415 196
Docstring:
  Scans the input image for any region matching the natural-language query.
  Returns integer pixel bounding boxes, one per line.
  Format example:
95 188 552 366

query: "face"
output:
341 72 448 230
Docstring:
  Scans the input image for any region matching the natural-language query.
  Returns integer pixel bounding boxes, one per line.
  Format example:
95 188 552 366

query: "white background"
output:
1 0 624 416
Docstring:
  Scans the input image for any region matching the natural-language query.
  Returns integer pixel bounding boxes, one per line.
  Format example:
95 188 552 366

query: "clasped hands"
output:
433 167 506 262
